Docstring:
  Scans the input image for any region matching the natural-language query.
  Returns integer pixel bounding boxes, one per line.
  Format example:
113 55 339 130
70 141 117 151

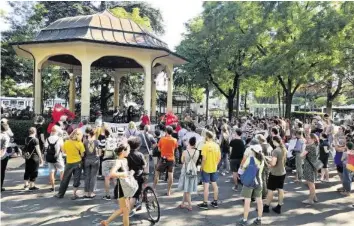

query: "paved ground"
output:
1 157 354 226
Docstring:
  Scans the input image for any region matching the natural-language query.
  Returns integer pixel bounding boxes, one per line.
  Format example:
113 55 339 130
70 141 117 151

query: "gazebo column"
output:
143 63 152 115
81 61 91 119
166 65 174 111
151 74 157 117
34 61 44 115
113 73 122 108
69 73 76 113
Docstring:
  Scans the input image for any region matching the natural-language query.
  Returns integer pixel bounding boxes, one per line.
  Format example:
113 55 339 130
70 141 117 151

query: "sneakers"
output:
232 186 238 192
211 200 218 208
102 195 111 200
129 210 136 217
252 218 262 225
272 204 281 214
237 219 247 226
29 186 39 191
49 188 55 192
302 199 314 205
263 204 270 213
135 201 142 211
221 172 226 176
197 202 209 210
54 194 63 199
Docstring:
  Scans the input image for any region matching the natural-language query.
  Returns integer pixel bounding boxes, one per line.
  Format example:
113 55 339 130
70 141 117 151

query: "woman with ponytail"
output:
263 135 287 214
301 133 319 204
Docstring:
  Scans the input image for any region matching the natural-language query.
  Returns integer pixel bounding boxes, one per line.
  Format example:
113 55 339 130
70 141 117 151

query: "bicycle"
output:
134 174 160 223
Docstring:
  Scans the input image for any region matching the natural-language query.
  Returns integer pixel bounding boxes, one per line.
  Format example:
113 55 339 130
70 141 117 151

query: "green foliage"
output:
346 98 354 105
314 97 327 107
109 7 151 29
1 78 32 97
7 120 49 145
292 97 306 105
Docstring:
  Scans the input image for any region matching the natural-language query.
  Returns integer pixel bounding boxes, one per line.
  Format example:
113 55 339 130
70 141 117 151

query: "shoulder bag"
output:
23 138 36 160
305 153 323 171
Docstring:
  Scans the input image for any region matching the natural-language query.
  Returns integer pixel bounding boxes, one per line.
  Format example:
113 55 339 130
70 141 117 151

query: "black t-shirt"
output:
229 138 245 160
172 132 178 141
127 150 145 177
36 125 45 145
24 136 39 159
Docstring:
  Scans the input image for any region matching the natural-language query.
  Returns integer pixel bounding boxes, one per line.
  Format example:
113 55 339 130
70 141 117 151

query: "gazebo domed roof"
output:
35 10 168 50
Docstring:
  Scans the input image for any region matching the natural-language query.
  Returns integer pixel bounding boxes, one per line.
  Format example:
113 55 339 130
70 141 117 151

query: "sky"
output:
0 0 204 50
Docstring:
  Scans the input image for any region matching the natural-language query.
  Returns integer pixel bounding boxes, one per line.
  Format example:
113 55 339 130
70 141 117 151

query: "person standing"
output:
292 130 306 182
197 130 221 210
153 126 178 196
319 133 330 182
177 122 188 164
125 122 139 138
178 137 199 211
34 116 46 154
229 128 245 191
83 127 100 198
218 125 231 176
1 123 11 192
237 145 264 226
333 126 346 192
55 129 85 199
138 125 156 174
257 134 273 199
301 133 319 204
45 126 64 192
263 135 287 214
141 110 150 125
23 127 44 190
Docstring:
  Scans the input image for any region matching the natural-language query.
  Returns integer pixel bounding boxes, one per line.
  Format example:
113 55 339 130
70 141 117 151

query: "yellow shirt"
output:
63 140 85 164
201 141 221 173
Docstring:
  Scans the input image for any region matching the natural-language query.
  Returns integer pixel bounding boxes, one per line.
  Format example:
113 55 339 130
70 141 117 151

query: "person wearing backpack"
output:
237 145 264 226
263 135 287 214
45 125 64 192
178 136 199 211
83 127 100 198
218 125 231 176
23 127 44 191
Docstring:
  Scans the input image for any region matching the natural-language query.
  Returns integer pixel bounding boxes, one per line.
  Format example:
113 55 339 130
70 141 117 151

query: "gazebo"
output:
11 10 187 119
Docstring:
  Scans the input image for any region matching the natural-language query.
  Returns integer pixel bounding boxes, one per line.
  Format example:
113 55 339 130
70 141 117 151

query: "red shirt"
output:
141 115 150 125
166 113 178 126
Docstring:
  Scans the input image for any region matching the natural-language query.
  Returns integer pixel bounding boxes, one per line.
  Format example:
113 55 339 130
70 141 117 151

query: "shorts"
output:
114 179 124 199
156 159 174 173
48 160 64 173
102 159 116 177
201 171 218 183
241 185 262 199
337 165 344 174
267 173 286 191
230 159 241 173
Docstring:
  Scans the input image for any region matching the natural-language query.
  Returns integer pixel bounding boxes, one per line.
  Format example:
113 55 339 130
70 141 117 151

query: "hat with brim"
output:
250 144 262 154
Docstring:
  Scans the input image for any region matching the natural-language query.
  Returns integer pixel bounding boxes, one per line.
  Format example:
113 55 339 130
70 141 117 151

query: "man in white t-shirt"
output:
44 125 64 192
183 124 202 147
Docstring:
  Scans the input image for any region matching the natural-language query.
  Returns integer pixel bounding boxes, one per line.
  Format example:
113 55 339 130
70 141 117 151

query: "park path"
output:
1 157 353 226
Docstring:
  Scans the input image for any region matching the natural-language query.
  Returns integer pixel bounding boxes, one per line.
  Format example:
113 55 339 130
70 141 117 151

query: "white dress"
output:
178 149 199 193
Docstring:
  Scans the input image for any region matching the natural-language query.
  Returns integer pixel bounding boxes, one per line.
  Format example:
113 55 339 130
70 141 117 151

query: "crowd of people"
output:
1 112 354 226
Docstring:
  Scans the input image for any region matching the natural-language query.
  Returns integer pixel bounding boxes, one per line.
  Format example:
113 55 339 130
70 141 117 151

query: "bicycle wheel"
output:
143 186 160 223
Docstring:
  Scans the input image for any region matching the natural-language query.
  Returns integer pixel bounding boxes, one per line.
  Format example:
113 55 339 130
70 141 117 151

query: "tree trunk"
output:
282 91 285 117
285 92 293 119
278 91 281 116
235 87 240 118
228 92 234 122
205 85 209 119
244 91 248 113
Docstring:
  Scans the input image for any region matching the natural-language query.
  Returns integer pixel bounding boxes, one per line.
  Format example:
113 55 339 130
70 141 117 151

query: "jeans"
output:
1 156 9 188
218 152 230 172
58 162 82 197
295 152 303 180
84 158 100 193
342 166 354 192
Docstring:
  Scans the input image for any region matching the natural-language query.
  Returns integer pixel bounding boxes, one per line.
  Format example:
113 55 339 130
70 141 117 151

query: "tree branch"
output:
209 73 229 98
277 75 288 92
331 78 343 99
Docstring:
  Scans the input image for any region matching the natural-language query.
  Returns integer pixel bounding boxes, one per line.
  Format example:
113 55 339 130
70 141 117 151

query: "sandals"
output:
186 206 192 211
100 220 108 226
178 204 185 209
71 194 80 200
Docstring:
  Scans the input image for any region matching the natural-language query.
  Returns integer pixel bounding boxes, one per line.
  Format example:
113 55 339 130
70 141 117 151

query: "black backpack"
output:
46 138 58 163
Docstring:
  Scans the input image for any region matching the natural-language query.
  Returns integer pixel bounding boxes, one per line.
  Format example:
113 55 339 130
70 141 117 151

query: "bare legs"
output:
307 181 316 201
180 192 192 209
320 168 329 181
102 197 130 226
203 182 218 202
265 189 284 206
233 172 238 189
153 171 173 196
